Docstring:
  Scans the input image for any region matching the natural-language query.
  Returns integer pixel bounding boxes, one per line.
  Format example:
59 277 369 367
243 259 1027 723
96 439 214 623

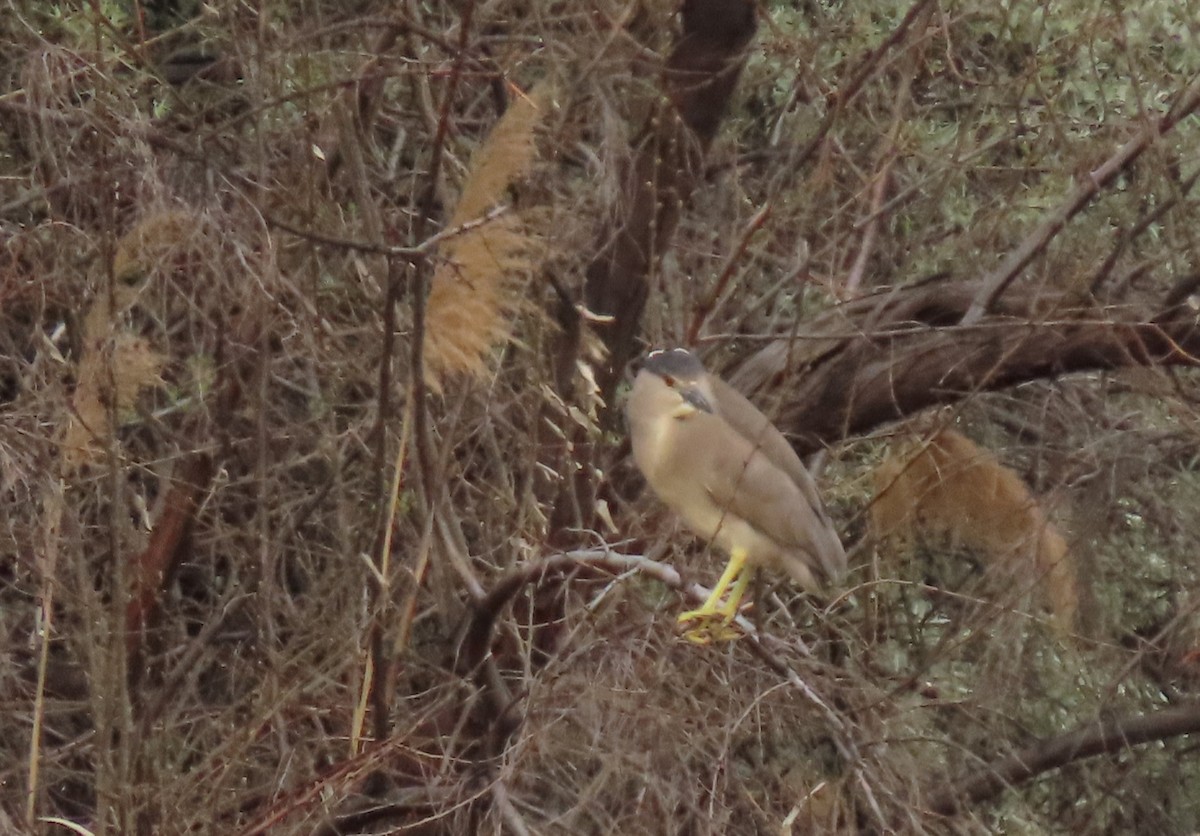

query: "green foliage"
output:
733 0 1200 290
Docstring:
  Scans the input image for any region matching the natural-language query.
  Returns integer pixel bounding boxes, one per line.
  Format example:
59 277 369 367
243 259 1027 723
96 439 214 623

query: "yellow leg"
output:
678 550 750 643
716 564 753 621
681 550 746 618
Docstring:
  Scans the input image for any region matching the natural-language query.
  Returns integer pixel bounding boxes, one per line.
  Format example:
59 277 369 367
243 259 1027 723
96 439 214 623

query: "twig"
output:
492 781 533 836
961 71 1200 324
237 728 447 836
261 204 509 258
344 77 404 746
457 549 886 828
351 394 415 755
26 479 65 827
356 0 481 752
844 155 893 298
1088 168 1200 295
788 0 936 172
742 635 887 829
409 0 476 492
685 201 772 345
845 63 911 297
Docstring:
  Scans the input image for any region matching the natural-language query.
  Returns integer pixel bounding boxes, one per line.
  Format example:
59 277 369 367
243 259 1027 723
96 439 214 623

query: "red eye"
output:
661 374 676 387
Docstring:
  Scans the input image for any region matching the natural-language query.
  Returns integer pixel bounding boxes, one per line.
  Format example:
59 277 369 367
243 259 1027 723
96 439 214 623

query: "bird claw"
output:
677 610 743 643
683 623 743 644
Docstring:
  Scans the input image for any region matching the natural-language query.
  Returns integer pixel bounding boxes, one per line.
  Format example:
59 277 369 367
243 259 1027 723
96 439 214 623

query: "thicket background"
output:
3 0 1200 833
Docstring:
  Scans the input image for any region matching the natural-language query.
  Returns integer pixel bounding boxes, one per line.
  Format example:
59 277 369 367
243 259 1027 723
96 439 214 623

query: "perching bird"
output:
625 348 846 642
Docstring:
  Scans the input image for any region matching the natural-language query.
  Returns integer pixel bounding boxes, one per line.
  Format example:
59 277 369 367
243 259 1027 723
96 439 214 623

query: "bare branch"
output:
927 703 1200 815
961 72 1200 324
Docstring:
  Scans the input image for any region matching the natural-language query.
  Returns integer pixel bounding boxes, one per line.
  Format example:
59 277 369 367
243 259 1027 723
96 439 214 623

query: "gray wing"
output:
709 376 835 529
685 411 847 583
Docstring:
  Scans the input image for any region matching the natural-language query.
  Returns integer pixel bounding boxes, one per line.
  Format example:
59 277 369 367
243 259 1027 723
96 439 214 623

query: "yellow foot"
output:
681 622 743 644
677 610 743 643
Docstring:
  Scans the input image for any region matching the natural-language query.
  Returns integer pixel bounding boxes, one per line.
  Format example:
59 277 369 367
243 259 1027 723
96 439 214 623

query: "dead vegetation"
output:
872 426 1078 631
3 0 1200 834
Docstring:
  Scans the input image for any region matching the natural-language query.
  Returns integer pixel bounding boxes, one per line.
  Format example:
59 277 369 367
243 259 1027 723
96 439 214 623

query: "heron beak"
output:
678 386 714 415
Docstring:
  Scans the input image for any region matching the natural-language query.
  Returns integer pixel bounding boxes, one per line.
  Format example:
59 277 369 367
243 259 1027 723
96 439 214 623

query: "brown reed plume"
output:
872 428 1078 630
423 83 554 388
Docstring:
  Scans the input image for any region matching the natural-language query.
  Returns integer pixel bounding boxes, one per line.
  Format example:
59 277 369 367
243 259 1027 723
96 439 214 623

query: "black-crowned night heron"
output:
626 348 846 643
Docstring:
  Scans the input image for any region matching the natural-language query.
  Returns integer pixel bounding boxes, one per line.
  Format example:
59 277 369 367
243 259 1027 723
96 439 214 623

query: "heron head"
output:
639 348 716 416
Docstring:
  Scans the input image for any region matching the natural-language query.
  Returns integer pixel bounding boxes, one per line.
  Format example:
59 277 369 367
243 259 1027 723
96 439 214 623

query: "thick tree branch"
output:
730 279 1200 454
545 0 758 539
584 0 758 407
927 702 1200 815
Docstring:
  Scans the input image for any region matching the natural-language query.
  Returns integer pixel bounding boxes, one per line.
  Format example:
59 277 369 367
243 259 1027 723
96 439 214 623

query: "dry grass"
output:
2 2 1199 835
